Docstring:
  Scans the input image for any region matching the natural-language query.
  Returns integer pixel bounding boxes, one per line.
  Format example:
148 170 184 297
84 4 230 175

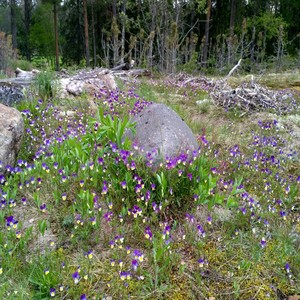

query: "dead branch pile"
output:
58 67 151 79
211 81 299 115
161 73 215 91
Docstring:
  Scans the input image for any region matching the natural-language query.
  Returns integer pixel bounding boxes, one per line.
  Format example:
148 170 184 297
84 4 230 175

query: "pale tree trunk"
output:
155 0 168 71
138 29 144 66
250 26 256 64
240 18 246 59
170 2 181 73
202 0 211 67
261 30 266 64
101 32 110 67
185 37 189 63
188 6 195 62
83 0 90 67
221 35 226 68
276 25 284 70
162 6 168 71
112 17 119 66
148 31 155 68
170 22 178 73
147 0 156 68
128 35 136 62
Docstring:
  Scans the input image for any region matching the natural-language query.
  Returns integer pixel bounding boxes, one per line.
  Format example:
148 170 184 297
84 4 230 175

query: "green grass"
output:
0 75 300 299
227 70 300 90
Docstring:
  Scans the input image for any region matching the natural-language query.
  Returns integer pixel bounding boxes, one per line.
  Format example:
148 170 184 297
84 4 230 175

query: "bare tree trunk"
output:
83 0 90 67
53 1 59 71
185 37 189 63
202 0 211 67
162 6 168 71
112 17 120 66
111 0 119 66
170 2 181 72
24 0 32 61
10 0 17 58
261 30 266 64
229 0 236 38
188 6 195 63
250 26 256 64
120 0 127 64
170 22 178 73
276 25 284 70
221 35 226 68
102 35 110 68
240 18 246 59
148 31 155 68
228 0 236 65
91 0 97 67
147 0 156 68
128 35 136 62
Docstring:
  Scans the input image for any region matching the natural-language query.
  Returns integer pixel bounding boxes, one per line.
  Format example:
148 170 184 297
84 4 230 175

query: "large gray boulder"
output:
0 104 24 173
126 103 199 165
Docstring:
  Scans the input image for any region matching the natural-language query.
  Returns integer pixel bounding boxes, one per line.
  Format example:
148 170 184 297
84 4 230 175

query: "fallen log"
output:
15 68 40 79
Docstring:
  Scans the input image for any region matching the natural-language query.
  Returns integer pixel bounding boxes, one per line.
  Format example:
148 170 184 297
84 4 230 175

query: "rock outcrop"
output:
57 68 117 98
125 103 199 165
0 67 148 106
0 104 24 174
0 82 25 106
0 68 36 106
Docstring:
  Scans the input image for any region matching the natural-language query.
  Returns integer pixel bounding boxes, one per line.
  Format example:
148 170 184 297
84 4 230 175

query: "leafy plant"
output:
90 107 136 148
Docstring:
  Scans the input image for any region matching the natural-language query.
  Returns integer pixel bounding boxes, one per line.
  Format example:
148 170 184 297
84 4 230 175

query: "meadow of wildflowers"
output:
0 77 299 299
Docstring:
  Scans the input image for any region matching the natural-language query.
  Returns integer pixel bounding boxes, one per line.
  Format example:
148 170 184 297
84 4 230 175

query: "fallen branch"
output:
224 58 242 81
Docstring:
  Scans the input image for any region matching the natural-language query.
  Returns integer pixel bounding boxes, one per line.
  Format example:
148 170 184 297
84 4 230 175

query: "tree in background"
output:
0 0 299 73
82 0 89 67
60 0 85 65
53 0 60 71
29 3 55 62
202 0 211 67
10 0 17 57
24 0 33 60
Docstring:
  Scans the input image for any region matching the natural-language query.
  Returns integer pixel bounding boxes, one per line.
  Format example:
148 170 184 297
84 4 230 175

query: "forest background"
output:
0 0 300 74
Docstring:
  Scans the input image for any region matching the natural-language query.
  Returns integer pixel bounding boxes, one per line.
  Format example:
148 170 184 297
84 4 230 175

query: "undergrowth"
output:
0 77 299 299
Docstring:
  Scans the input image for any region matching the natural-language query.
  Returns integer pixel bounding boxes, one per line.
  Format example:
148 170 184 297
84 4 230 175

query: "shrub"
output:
32 70 60 100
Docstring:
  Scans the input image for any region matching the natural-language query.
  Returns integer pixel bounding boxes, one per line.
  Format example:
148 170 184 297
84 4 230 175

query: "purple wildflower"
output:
50 288 56 297
72 271 80 284
132 259 139 271
144 226 153 240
